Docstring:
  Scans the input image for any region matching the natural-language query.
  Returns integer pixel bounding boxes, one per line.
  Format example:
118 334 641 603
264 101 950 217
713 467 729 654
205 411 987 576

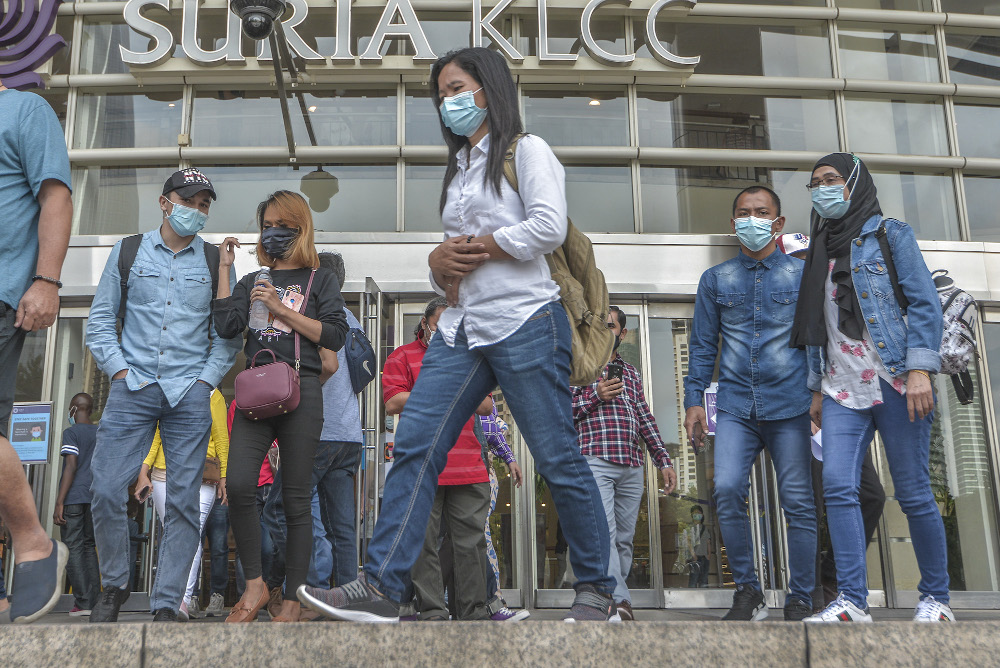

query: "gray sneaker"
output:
186 596 203 619
204 592 225 617
0 540 68 625
563 584 620 622
298 574 400 623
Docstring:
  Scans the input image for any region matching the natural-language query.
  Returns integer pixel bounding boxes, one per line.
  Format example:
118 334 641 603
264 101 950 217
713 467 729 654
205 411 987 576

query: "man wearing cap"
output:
86 169 240 623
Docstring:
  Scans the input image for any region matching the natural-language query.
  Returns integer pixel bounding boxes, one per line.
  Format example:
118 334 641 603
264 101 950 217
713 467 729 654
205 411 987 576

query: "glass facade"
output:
16 0 1000 609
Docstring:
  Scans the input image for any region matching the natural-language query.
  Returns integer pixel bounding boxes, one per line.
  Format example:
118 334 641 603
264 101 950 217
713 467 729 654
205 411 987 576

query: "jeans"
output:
364 301 613 602
0 302 26 438
60 503 100 609
205 499 231 595
585 456 645 605
714 409 817 604
821 378 948 607
151 479 216 601
313 440 362 587
261 465 333 590
90 380 212 612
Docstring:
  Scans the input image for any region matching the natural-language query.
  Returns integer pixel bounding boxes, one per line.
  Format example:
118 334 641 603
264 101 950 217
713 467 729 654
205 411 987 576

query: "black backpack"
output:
116 233 220 329
343 327 377 394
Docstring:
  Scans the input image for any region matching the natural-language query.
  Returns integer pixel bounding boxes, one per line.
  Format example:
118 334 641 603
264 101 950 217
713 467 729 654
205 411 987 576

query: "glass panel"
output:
523 88 628 146
79 16 183 75
954 103 1000 158
74 91 183 149
637 21 831 78
405 87 443 145
946 31 1000 85
964 176 1000 242
404 164 445 232
566 165 633 233
869 172 958 241
636 90 838 152
700 0 822 4
640 166 813 235
520 16 627 58
38 91 69 130
14 331 46 403
51 16 73 75
874 365 1000 594
843 96 949 156
71 165 176 235
837 0 933 8
941 0 1000 14
838 25 940 83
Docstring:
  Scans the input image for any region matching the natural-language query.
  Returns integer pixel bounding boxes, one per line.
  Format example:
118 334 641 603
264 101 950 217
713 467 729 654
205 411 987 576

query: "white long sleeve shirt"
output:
432 133 567 348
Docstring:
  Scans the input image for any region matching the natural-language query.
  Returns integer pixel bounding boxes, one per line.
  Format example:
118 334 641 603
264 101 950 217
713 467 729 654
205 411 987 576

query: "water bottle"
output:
248 267 272 330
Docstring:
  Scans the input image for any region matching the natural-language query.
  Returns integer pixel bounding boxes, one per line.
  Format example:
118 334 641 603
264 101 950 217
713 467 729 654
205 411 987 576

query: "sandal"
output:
225 586 270 623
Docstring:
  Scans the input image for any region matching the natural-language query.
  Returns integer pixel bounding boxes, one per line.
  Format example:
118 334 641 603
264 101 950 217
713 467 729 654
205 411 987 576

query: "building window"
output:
946 30 1000 86
523 88 629 146
74 91 183 149
71 165 178 235
940 0 995 14
836 0 933 10
404 164 445 232
954 102 1000 159
566 165 633 233
519 14 627 59
963 176 1000 243
405 87 442 146
843 95 949 156
79 16 182 75
636 90 839 153
838 24 941 83
870 171 958 241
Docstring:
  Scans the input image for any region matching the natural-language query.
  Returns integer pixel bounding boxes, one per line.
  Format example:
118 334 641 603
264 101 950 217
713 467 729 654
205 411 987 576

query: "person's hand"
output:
220 237 241 268
907 370 935 422
15 280 59 332
507 461 523 488
810 392 823 428
661 467 677 495
217 478 228 505
53 502 66 526
250 279 283 313
134 471 152 501
596 377 624 402
429 237 489 279
810 420 820 436
113 369 129 381
684 406 708 449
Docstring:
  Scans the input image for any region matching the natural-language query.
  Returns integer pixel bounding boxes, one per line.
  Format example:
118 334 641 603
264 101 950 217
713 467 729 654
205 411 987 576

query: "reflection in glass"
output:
844 96 948 156
71 165 176 235
79 17 182 75
520 16 627 58
964 176 1000 242
869 172 958 241
404 164 445 232
637 21 831 78
74 92 183 149
955 103 1000 159
14 331 47 404
566 166 633 233
636 90 838 153
523 89 628 146
51 16 73 75
839 25 940 83
405 88 442 145
837 0 931 8
941 0 998 14
946 31 1000 85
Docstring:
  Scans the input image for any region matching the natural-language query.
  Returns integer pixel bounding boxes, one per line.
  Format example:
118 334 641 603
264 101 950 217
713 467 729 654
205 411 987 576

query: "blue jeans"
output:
205 499 230 595
90 379 212 611
585 456 645 605
364 301 613 602
262 467 333 589
713 409 817 604
822 378 949 607
314 440 362 587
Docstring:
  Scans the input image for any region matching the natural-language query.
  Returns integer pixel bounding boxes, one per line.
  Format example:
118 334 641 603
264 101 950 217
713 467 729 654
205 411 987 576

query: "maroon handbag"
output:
234 269 316 420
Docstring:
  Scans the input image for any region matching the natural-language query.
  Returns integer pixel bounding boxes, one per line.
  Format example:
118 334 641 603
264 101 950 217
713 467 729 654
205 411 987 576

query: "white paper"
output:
811 429 823 462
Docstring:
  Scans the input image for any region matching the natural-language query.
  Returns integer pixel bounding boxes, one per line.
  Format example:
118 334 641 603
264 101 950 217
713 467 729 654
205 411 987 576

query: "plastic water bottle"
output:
248 267 272 330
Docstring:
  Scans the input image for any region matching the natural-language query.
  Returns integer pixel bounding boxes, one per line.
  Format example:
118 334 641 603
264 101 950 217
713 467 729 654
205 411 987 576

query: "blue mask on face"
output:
439 88 488 137
734 216 778 252
67 407 76 427
165 199 209 236
811 185 851 220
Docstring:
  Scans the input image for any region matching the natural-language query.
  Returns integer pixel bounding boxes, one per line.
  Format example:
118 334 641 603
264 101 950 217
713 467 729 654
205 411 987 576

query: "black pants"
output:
61 503 101 609
228 376 323 600
0 302 27 438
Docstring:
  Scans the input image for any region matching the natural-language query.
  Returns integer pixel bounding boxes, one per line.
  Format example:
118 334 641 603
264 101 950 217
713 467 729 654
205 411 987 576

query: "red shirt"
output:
228 400 275 486
382 336 488 486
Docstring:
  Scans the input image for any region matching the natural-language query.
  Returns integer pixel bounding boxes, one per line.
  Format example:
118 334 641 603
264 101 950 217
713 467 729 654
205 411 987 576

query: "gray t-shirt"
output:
320 308 363 444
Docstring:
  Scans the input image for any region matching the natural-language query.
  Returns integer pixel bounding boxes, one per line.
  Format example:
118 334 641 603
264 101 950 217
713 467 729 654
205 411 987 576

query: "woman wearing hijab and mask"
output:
791 154 952 623
214 190 348 622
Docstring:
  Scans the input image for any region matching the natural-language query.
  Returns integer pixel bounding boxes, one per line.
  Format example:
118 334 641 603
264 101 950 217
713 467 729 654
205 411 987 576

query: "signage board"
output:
9 402 53 464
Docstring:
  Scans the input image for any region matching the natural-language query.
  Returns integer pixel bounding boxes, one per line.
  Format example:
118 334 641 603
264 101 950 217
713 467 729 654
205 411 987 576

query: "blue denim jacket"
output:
806 215 942 391
86 229 240 407
684 248 811 421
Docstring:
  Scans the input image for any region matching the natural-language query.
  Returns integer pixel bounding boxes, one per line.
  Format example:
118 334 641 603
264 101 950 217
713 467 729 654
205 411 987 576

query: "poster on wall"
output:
704 383 718 436
9 402 53 464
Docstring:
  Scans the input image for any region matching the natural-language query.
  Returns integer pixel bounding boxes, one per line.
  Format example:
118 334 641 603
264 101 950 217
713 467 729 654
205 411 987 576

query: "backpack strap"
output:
116 233 144 326
203 241 220 303
874 220 910 316
502 133 529 193
952 371 975 405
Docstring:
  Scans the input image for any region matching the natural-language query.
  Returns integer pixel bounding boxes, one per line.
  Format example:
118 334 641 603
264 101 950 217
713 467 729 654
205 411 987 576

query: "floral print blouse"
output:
821 262 906 409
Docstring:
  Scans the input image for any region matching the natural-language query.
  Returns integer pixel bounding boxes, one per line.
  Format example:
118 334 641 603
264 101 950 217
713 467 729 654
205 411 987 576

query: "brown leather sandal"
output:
225 586 270 623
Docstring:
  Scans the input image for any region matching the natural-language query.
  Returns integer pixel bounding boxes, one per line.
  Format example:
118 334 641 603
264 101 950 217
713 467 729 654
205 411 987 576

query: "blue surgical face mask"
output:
67 407 77 427
165 199 209 236
811 161 859 219
439 87 487 137
734 216 778 252
692 513 704 522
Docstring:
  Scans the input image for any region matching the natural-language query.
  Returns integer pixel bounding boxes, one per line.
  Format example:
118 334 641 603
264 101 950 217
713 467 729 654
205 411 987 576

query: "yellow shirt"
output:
144 388 230 477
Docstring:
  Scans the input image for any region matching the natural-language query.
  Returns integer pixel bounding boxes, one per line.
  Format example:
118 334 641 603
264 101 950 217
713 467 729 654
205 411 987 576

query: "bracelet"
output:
32 275 62 289
466 235 475 243
910 369 931 379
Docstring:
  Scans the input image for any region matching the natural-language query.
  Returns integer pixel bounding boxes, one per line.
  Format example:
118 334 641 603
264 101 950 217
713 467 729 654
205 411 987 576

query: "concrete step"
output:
4 621 1000 668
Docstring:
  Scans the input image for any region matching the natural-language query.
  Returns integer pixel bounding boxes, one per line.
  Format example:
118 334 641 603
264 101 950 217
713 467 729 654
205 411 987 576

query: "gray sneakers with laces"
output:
563 584 621 622
204 592 225 617
298 574 400 623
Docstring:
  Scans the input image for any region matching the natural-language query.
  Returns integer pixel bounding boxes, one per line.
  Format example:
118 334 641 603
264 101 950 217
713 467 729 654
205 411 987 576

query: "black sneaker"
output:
563 584 621 622
90 585 131 623
722 584 768 621
152 608 178 622
784 596 812 621
297 574 400 623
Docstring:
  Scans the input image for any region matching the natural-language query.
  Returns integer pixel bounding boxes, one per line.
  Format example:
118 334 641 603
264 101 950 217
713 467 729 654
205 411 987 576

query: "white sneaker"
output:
186 596 203 619
803 593 873 623
205 592 225 617
913 596 955 622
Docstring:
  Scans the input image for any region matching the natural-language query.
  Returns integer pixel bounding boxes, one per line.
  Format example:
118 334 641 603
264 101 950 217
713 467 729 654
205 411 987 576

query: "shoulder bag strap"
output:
874 220 910 316
294 269 318 372
502 133 529 193
116 233 144 325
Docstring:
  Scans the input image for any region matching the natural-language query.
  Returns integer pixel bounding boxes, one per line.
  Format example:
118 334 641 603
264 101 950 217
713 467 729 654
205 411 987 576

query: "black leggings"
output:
228 375 323 600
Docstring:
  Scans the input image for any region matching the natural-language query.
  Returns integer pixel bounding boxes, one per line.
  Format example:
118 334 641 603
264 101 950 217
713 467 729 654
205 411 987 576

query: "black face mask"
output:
613 333 623 352
261 226 299 259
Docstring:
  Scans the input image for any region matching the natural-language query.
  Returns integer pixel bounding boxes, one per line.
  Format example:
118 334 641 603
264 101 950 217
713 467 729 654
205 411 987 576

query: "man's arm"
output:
17 180 72 332
52 454 77 526
85 242 130 379
199 269 241 387
319 348 339 383
683 271 721 411
631 369 672 470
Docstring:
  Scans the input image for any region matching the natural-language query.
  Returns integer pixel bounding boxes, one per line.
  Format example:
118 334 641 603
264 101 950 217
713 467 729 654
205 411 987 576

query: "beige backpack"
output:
503 134 614 387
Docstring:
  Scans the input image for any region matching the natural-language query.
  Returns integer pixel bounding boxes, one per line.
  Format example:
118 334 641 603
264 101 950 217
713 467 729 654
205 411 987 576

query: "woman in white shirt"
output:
298 47 619 623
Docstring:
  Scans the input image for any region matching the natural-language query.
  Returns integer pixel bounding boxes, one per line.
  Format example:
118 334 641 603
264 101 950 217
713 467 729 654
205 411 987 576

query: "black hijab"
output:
790 153 882 348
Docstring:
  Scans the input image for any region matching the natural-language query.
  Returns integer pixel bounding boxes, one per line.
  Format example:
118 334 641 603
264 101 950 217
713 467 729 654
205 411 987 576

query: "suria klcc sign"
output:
121 0 700 68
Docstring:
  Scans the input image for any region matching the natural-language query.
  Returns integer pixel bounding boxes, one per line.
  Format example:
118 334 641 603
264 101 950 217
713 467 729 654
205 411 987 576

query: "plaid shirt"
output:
572 355 673 469
479 406 516 464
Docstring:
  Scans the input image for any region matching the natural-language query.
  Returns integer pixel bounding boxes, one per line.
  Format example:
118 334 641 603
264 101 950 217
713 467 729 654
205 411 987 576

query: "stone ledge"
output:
806 622 1000 668
0 624 143 668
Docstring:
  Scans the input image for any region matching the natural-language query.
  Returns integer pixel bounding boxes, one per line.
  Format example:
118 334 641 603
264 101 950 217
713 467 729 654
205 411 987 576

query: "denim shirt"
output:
806 215 942 392
684 248 811 421
86 229 240 407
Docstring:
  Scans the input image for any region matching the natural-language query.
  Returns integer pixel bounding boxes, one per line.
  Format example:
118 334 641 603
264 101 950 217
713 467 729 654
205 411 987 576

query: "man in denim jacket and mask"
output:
683 185 817 622
86 169 240 623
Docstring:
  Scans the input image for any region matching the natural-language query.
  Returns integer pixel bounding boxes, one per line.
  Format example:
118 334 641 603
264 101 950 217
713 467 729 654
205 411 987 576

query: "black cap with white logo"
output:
162 168 217 201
